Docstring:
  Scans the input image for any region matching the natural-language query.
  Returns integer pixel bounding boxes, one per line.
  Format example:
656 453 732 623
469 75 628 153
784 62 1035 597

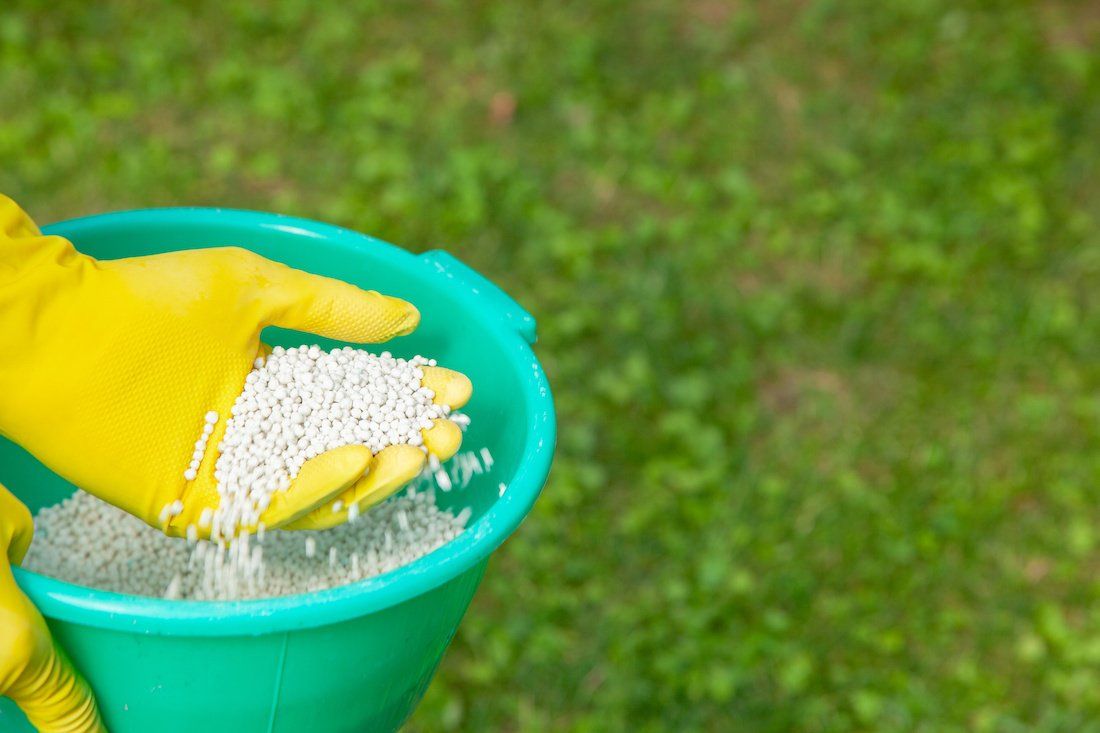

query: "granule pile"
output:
159 344 472 598
199 345 455 542
25 488 467 600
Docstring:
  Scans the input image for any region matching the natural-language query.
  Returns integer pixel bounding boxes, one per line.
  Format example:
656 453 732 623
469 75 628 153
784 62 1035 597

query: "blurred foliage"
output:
3 0 1100 730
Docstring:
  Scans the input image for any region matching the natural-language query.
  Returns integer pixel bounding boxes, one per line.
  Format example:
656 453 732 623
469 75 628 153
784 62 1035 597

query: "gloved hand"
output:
0 483 104 732
0 195 471 536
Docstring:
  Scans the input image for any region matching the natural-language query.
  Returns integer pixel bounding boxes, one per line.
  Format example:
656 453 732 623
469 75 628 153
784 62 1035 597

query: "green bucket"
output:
0 208 555 732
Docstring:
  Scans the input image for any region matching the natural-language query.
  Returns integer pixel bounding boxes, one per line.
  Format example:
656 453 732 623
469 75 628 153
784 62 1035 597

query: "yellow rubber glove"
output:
0 195 471 537
0 483 105 732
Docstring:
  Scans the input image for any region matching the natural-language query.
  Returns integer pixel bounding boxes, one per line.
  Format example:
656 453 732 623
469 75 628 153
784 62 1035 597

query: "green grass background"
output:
3 1 1099 730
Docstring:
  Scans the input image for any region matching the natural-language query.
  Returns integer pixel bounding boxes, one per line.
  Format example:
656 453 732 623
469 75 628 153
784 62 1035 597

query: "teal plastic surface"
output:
0 208 555 732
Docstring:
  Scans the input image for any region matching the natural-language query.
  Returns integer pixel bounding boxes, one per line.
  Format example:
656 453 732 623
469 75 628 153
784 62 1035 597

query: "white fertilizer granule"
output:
25 489 467 600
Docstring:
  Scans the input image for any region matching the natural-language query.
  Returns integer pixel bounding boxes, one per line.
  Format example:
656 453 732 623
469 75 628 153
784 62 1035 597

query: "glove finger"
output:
282 445 426 531
263 261 419 343
420 366 472 410
10 644 105 733
423 418 462 462
0 484 34 565
8 517 31 567
0 555 105 732
259 444 372 530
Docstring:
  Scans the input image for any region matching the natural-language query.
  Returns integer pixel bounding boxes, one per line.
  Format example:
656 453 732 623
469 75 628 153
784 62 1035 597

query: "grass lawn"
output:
3 1 1099 730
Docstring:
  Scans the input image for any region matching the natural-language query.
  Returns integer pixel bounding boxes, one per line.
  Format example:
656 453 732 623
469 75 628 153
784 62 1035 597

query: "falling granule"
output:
164 574 182 600
24 490 469 601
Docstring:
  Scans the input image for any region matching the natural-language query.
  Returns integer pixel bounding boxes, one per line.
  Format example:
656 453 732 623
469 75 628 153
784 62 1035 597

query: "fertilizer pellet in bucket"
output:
24 489 467 600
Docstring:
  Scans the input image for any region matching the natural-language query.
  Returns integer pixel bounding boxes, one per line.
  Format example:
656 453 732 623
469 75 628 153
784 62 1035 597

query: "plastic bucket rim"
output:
11 206 556 636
